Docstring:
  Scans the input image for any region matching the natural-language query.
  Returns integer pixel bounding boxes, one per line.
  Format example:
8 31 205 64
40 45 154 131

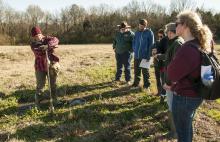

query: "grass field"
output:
0 44 220 142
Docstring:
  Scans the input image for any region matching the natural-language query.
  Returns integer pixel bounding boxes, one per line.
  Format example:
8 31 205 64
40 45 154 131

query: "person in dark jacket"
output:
132 19 154 89
162 22 184 138
152 29 168 101
113 21 134 84
30 26 61 107
167 11 213 142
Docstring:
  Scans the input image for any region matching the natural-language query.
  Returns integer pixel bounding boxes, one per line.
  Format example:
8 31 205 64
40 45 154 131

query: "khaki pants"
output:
35 62 60 100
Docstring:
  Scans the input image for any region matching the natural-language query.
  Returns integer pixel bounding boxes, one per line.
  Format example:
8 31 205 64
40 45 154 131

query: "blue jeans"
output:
115 52 131 82
172 94 203 142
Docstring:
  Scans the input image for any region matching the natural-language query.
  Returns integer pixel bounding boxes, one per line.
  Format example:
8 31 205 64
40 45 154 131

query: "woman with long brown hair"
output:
167 10 213 142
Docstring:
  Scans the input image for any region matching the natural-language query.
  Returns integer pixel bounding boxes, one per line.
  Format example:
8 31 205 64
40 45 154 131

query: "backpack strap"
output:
211 39 214 54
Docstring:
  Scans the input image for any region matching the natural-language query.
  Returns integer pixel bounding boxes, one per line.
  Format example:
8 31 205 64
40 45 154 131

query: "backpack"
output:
190 43 220 100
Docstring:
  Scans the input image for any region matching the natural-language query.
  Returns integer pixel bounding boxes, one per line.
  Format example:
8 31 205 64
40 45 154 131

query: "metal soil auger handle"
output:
45 49 54 114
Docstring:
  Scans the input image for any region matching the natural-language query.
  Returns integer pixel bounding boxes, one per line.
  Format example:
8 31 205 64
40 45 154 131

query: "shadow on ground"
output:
0 82 116 116
11 86 169 142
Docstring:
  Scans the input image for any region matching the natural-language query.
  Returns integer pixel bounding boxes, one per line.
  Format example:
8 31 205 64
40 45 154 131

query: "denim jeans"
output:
166 90 173 111
115 52 131 82
172 94 203 142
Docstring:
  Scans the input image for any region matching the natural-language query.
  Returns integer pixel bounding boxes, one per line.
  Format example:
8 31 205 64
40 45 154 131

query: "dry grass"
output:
0 44 113 94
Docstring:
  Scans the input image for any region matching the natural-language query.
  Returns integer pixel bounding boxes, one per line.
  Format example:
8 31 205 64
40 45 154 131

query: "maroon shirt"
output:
167 39 201 97
31 36 59 72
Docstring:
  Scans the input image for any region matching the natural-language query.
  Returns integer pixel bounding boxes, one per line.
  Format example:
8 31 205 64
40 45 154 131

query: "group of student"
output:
112 10 214 142
30 9 215 142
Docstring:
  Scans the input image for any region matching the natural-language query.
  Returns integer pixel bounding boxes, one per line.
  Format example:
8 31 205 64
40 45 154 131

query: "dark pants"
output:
160 71 166 95
154 64 166 95
172 95 203 142
154 65 162 93
133 59 150 88
115 52 131 82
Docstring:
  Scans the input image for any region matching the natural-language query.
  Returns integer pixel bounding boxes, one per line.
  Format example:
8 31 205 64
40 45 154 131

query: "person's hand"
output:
152 48 157 55
163 83 171 91
153 54 158 58
39 45 48 50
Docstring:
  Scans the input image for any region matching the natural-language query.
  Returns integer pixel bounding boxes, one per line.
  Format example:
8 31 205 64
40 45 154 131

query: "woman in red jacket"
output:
167 11 213 142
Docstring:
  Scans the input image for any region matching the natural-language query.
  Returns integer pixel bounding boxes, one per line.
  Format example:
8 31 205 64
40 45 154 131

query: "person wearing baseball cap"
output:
30 26 61 107
113 21 134 85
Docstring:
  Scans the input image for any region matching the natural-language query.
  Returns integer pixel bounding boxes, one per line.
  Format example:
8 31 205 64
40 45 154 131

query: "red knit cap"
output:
31 26 42 37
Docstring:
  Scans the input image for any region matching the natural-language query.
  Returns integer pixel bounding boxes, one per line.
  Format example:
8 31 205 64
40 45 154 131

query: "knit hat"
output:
139 19 148 26
31 26 42 37
165 23 176 33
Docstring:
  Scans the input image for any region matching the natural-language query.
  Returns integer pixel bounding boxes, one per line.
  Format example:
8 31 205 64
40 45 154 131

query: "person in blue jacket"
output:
132 19 154 89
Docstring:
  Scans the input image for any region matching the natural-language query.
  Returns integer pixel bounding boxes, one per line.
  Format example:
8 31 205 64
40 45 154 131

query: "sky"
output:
2 0 220 13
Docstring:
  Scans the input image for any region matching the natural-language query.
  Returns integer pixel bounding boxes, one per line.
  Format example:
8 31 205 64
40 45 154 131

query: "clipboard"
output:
139 59 150 69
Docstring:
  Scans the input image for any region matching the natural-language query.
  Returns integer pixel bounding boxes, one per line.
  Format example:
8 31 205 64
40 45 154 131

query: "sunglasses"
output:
175 21 183 27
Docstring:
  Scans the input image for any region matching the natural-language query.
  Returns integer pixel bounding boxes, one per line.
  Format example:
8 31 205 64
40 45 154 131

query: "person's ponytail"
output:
197 25 213 51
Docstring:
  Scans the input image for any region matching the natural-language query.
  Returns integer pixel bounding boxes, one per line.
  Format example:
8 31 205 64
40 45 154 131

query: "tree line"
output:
0 0 220 45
